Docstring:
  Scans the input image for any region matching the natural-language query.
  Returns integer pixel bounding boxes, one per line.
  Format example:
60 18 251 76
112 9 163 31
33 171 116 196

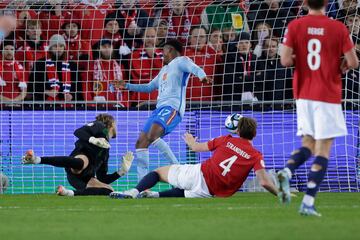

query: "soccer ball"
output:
0 172 9 194
225 113 243 134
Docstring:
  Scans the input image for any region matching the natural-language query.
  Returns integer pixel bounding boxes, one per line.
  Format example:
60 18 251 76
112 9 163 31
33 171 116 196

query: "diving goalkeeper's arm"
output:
96 152 134 184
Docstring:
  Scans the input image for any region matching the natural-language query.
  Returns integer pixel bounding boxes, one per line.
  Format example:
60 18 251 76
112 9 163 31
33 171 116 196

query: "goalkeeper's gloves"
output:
89 136 110 149
118 151 134 176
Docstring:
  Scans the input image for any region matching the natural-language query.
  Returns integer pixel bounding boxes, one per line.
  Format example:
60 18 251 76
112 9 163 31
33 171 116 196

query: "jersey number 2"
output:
219 155 238 176
307 39 321 71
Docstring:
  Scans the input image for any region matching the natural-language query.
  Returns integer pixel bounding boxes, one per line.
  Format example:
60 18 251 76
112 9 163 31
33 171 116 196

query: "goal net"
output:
0 0 359 194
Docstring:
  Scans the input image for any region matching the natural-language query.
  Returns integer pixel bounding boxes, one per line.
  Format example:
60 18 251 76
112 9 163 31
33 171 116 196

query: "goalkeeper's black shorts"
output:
66 170 89 190
65 147 97 190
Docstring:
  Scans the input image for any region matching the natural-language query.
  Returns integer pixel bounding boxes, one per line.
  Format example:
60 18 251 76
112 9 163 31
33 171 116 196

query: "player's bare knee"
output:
70 154 88 174
87 177 97 186
86 178 113 191
302 135 315 154
155 166 170 182
147 133 160 144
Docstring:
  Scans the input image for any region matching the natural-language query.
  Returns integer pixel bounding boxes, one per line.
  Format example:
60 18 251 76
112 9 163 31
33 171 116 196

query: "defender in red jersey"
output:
278 0 359 217
110 116 278 199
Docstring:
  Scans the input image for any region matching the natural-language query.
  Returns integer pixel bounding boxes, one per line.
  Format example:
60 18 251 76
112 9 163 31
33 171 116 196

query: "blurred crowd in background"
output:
0 0 359 109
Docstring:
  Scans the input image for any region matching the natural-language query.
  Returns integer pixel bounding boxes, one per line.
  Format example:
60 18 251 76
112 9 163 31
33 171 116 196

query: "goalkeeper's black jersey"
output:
67 121 120 184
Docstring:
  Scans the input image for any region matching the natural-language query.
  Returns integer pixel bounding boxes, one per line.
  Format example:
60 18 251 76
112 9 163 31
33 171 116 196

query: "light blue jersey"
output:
126 56 206 117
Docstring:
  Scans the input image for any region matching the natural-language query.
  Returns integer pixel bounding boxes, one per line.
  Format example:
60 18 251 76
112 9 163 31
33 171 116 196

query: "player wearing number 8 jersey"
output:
110 116 278 199
278 0 359 216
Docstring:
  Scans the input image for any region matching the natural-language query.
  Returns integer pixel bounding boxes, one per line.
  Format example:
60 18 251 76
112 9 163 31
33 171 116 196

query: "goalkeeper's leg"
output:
22 150 88 172
58 178 114 196
57 186 113 196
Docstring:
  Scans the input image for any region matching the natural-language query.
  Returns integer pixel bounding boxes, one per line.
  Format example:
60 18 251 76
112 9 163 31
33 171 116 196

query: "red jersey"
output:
69 3 114 46
185 46 216 101
130 48 162 104
39 10 66 41
0 60 26 99
83 59 129 107
283 14 354 104
160 7 201 45
201 135 265 197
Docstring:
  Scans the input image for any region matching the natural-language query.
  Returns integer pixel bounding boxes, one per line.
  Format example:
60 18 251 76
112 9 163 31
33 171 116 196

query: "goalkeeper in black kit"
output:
22 114 134 196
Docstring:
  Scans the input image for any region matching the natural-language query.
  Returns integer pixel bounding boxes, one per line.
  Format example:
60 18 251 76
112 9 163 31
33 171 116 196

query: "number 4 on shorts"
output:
219 155 238 176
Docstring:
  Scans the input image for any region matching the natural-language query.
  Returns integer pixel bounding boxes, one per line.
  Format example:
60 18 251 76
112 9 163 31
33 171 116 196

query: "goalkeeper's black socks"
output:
286 147 312 177
136 171 160 192
40 156 84 170
159 188 185 198
74 187 113 196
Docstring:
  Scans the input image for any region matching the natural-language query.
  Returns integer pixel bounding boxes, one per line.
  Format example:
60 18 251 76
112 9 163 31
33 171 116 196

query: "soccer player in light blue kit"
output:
119 40 210 181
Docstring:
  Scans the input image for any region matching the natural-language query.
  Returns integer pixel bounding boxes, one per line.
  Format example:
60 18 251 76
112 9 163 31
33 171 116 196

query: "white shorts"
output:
296 99 347 140
168 164 212 198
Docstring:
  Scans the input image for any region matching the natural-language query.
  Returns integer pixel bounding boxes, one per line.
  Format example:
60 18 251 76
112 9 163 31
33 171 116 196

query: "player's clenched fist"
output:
118 151 134 176
89 136 110 149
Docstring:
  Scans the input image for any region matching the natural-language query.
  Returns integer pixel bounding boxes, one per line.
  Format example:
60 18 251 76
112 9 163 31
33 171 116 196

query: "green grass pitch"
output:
1 193 359 240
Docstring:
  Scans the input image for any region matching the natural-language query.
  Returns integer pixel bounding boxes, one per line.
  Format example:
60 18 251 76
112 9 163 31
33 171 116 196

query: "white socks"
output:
136 149 149 181
152 138 179 165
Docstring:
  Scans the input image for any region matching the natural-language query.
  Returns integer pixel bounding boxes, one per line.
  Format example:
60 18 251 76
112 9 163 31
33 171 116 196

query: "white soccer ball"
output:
0 172 9 194
225 113 243 134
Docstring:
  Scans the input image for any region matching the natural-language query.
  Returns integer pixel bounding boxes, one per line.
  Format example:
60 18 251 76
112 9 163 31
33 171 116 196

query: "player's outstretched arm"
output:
122 74 159 93
182 132 209 152
96 152 134 184
178 57 211 83
255 169 279 196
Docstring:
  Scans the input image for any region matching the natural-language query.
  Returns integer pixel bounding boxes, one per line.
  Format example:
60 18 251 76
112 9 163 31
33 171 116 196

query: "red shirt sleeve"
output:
253 153 265 171
342 24 354 54
283 21 296 49
207 135 230 151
